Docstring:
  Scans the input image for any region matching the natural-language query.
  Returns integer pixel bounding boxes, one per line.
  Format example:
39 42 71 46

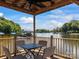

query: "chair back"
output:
38 40 47 47
16 40 25 46
3 47 12 59
16 40 25 51
43 47 55 58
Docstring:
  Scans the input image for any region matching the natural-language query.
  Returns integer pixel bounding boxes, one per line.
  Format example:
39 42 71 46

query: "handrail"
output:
53 38 79 40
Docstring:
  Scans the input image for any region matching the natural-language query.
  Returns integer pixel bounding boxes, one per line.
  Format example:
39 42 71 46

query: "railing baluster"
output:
63 38 64 55
69 40 71 58
56 38 57 54
61 38 63 55
75 40 77 59
64 39 66 57
72 40 74 59
57 38 59 54
57 38 58 54
55 38 56 54
66 39 68 57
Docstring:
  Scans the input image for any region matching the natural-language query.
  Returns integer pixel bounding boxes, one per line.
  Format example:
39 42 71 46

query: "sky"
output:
0 3 79 31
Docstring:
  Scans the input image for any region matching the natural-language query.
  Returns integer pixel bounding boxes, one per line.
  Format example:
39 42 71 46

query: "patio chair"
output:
38 40 47 47
3 47 27 59
35 47 55 59
33 40 47 55
16 40 26 55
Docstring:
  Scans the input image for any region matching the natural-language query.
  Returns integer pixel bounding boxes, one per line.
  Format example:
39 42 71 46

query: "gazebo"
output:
0 0 79 58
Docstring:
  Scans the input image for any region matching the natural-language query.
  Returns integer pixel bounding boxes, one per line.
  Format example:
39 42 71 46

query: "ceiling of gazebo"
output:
0 0 78 15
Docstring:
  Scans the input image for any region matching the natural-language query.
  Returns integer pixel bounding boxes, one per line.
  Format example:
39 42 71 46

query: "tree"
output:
1 25 11 34
0 17 21 34
61 20 79 33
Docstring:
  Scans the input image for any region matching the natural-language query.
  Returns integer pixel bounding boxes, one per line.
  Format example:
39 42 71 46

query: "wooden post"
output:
14 35 17 56
50 35 53 48
33 15 36 44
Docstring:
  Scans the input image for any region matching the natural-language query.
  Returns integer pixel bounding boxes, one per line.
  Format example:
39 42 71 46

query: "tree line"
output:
36 20 79 33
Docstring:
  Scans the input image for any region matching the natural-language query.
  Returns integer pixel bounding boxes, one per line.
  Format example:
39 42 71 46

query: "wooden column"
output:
33 15 36 43
14 35 17 56
50 35 53 48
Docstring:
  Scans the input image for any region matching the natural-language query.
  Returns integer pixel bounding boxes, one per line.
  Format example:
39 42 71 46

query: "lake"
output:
36 33 62 38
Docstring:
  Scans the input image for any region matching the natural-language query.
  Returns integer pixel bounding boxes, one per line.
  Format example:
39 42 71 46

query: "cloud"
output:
45 13 79 29
63 15 73 21
49 20 64 28
0 13 12 20
47 14 79 21
5 17 12 20
21 25 33 31
0 13 4 17
51 9 64 15
64 14 79 21
70 14 79 20
0 13 13 20
20 17 33 24
9 16 34 31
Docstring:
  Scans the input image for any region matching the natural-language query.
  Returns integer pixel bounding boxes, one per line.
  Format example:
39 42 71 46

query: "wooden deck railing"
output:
36 36 79 59
51 36 79 59
0 36 79 59
0 37 14 57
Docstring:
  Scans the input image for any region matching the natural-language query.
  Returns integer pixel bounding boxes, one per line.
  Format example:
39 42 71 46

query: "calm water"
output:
36 33 62 38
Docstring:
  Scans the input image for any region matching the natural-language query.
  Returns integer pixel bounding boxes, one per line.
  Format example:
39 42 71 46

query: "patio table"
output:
19 43 42 59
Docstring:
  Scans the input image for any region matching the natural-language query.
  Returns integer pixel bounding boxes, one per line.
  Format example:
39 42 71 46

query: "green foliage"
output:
61 20 79 33
1 25 11 34
36 29 50 33
0 17 21 34
52 27 61 33
51 20 79 33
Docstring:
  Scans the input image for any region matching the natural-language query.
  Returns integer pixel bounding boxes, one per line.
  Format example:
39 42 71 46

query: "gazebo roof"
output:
0 0 79 15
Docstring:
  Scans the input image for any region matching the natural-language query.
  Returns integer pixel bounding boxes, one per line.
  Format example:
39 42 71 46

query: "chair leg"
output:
6 57 8 59
50 55 54 59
